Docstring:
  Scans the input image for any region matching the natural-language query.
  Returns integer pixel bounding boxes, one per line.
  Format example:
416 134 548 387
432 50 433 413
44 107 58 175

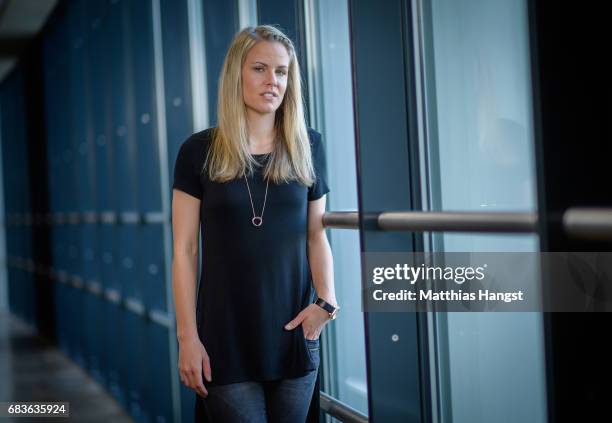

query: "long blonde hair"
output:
206 25 315 186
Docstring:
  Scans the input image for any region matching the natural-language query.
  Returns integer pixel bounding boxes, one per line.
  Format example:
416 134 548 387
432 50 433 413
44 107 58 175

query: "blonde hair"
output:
206 25 315 186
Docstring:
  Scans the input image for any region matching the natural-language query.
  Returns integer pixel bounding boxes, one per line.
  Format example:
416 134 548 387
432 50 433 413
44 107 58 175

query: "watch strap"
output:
315 297 339 317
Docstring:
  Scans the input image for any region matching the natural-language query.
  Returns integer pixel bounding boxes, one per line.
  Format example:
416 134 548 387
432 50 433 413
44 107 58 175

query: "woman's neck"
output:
246 110 276 153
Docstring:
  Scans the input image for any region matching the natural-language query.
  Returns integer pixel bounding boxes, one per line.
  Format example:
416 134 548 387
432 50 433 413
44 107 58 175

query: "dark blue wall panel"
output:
161 0 194 195
1 67 35 324
203 0 239 125
129 0 163 213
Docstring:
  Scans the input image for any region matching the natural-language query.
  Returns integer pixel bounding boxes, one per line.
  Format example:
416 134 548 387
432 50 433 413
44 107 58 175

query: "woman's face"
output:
242 41 290 116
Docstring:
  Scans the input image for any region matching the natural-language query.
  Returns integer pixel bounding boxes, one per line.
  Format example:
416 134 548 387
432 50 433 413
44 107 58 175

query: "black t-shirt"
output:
172 127 330 386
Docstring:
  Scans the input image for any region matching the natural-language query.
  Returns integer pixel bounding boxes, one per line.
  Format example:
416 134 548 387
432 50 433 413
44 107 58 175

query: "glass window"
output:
420 0 547 422
307 0 368 418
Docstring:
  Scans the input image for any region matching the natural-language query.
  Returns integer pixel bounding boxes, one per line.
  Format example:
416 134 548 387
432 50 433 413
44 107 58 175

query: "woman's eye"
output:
254 67 264 72
276 70 287 76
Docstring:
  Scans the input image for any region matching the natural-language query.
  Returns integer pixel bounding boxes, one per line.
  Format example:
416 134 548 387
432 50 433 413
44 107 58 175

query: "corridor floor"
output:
0 310 135 422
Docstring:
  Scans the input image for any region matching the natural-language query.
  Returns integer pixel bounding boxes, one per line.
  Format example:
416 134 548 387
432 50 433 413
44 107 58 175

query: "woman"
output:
171 25 339 422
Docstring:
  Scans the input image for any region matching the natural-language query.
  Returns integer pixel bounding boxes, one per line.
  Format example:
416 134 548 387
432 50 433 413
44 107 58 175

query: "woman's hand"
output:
178 337 212 398
284 304 330 340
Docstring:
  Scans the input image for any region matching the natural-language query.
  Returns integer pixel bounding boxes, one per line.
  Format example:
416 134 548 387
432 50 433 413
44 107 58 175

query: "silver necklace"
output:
244 170 269 227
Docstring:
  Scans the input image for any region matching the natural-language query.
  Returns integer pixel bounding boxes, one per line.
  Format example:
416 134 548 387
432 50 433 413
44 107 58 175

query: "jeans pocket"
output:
305 338 320 367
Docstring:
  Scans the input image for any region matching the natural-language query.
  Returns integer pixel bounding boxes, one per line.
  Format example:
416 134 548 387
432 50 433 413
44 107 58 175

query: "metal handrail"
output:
563 208 612 240
320 391 369 423
323 210 537 233
322 211 359 229
323 208 612 240
378 211 537 232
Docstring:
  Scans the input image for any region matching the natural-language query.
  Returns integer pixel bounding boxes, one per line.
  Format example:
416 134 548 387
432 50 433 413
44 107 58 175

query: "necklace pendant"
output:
252 216 263 227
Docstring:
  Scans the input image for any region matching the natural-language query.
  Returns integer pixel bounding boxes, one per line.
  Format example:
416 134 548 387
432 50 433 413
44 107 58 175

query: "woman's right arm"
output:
172 188 211 397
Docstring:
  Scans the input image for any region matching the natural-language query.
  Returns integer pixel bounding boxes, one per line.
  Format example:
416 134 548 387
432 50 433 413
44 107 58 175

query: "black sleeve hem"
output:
172 184 203 201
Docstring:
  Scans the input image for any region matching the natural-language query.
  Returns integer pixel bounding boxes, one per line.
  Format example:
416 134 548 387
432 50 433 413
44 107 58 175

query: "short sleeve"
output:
307 130 330 201
172 134 206 200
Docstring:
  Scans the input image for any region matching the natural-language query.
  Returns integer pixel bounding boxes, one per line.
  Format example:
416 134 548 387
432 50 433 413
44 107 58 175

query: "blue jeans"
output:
202 339 320 422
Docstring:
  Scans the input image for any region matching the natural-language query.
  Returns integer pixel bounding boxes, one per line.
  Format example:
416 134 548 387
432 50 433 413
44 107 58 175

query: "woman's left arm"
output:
285 195 338 339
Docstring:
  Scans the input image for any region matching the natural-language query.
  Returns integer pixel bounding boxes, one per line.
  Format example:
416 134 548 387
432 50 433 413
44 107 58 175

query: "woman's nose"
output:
266 70 278 86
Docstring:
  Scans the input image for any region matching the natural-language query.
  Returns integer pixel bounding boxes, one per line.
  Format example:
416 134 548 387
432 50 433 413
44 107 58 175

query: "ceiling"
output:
0 0 58 83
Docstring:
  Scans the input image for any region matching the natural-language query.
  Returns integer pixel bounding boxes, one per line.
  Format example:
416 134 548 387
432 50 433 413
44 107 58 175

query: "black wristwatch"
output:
314 298 339 320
